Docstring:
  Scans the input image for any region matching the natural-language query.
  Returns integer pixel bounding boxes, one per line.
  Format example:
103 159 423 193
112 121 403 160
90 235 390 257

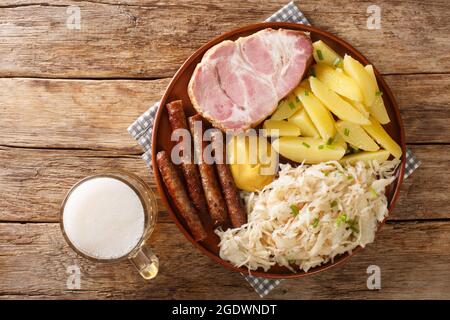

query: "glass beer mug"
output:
60 171 159 280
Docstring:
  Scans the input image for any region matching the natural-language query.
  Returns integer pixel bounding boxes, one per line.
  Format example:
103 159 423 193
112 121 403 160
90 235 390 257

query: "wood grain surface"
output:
0 0 449 78
0 75 449 151
0 145 448 223
0 221 448 299
0 0 449 299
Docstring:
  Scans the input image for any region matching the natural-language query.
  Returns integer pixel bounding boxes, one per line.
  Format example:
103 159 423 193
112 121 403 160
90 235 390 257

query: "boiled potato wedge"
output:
343 54 377 107
294 86 336 140
299 79 311 91
335 120 379 151
315 63 363 102
271 93 302 120
362 117 402 159
333 133 347 150
364 65 390 124
309 76 370 125
288 109 320 138
341 96 370 119
263 119 301 137
340 150 390 164
272 137 346 164
312 40 343 67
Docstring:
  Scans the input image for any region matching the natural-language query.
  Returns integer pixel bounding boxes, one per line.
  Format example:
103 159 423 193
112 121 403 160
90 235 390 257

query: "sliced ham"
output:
188 28 313 132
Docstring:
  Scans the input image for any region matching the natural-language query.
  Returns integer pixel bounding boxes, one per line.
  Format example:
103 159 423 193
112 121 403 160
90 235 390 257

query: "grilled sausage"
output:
156 151 207 242
166 100 209 215
211 130 247 228
188 115 228 225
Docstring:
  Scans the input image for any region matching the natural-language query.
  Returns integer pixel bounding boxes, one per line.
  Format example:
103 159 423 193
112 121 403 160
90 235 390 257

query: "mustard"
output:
227 135 277 192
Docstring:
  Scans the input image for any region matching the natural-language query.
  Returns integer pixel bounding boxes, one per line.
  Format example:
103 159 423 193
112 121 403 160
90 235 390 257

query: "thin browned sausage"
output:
211 130 247 228
166 100 209 215
156 151 207 242
188 115 228 225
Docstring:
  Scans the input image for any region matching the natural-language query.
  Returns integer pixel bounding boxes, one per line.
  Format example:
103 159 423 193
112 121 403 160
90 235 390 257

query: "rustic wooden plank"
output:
385 74 450 144
0 75 449 152
0 146 165 222
392 145 448 221
0 78 170 151
0 221 448 299
0 145 447 222
0 0 449 78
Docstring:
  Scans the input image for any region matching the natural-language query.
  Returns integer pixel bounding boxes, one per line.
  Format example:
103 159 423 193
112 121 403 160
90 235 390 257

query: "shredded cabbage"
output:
215 159 400 272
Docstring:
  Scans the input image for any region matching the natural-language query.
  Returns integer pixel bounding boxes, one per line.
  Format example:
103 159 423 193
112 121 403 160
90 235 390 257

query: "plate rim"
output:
151 22 407 279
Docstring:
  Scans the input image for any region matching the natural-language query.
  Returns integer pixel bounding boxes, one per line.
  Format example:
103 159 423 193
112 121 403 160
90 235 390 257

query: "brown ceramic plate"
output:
152 22 406 279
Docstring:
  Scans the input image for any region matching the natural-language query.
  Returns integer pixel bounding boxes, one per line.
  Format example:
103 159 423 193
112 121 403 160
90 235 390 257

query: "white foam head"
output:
63 177 145 260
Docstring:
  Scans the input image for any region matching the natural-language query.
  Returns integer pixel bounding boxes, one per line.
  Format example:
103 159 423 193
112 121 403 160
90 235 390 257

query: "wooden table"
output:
1 0 449 300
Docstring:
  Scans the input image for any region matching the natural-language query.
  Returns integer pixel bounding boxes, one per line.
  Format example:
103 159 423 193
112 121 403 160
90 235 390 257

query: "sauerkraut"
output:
215 159 400 272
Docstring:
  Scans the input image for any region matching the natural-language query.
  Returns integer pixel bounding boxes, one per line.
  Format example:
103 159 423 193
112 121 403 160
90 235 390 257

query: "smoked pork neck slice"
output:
188 28 313 132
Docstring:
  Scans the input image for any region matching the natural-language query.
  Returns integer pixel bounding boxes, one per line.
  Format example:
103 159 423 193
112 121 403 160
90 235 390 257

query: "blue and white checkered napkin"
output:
128 1 421 297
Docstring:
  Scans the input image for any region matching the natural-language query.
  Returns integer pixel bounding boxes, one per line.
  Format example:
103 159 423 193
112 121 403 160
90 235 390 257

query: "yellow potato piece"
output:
341 96 370 119
312 40 343 67
299 79 311 91
362 117 402 159
272 137 346 164
343 54 377 107
288 109 320 138
271 93 302 120
309 76 370 125
294 86 336 140
315 63 363 102
340 150 390 165
263 119 301 137
333 133 347 150
364 65 390 124
335 120 379 151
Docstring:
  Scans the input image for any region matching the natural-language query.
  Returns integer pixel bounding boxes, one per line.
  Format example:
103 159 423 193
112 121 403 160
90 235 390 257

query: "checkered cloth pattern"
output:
127 1 421 297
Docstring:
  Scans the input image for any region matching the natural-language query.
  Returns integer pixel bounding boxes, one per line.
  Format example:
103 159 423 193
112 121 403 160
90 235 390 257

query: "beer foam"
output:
63 177 145 260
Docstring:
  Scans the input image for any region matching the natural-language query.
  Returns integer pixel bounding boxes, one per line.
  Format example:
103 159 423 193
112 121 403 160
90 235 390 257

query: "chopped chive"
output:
375 91 383 96
318 144 324 150
344 128 350 136
302 142 311 148
288 102 296 110
337 213 348 225
330 200 337 208
326 137 334 145
326 144 335 150
290 204 300 216
347 174 354 180
369 187 378 197
304 90 309 96
295 96 300 103
333 57 341 67
346 218 359 233
312 218 319 228
317 49 324 60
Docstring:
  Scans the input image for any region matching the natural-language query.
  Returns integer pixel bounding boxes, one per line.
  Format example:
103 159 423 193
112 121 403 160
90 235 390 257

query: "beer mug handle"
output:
129 245 159 280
